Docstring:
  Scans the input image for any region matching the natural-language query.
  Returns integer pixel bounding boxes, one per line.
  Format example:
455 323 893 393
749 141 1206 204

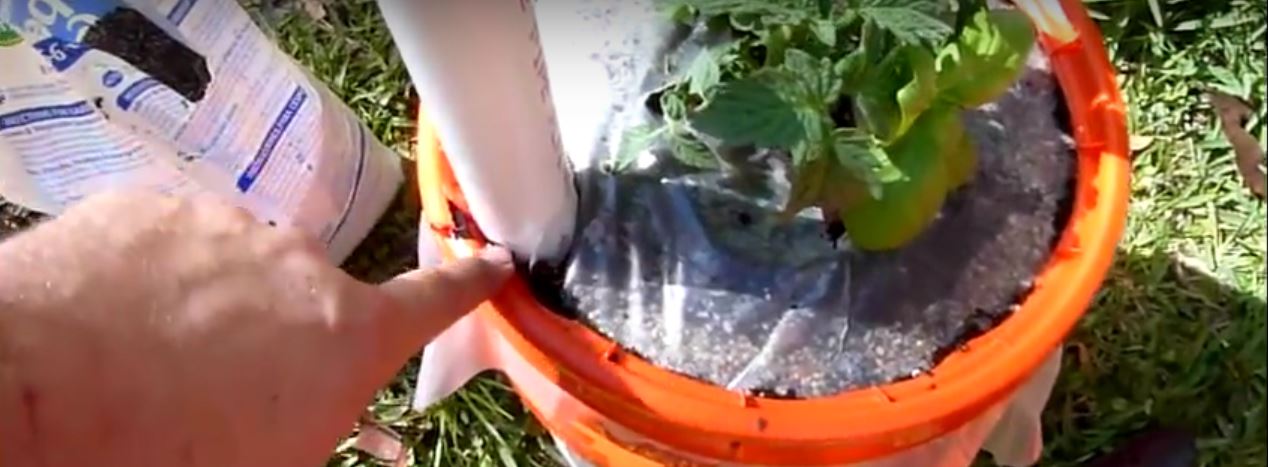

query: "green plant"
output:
611 0 1035 250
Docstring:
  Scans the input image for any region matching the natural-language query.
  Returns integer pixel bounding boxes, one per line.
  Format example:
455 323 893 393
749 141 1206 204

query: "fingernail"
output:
478 245 513 266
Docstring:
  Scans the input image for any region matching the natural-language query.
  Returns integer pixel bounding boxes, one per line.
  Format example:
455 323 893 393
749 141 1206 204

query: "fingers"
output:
375 246 515 349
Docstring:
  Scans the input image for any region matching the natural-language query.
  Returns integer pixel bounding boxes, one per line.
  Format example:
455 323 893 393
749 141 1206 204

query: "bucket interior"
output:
505 0 1077 399
415 0 1129 462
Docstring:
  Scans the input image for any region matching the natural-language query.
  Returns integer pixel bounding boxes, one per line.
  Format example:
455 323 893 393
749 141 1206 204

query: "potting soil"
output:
0 199 42 240
82 7 212 103
532 1 1076 398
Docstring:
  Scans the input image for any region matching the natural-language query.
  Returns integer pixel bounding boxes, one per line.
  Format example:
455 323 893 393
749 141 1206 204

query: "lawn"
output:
296 1 1265 465
1 0 1263 465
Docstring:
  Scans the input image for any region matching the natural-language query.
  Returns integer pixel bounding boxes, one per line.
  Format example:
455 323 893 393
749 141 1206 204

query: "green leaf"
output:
677 0 812 25
689 76 806 148
729 12 762 32
860 19 893 65
839 105 966 250
856 0 953 45
831 128 902 199
783 143 831 216
953 0 986 35
705 13 733 32
935 9 1035 108
0 24 22 47
686 49 722 97
810 19 837 47
611 124 664 172
663 2 698 24
834 48 869 91
852 46 910 141
835 129 902 180
894 46 938 140
760 25 794 66
667 127 721 169
783 48 842 104
661 89 690 120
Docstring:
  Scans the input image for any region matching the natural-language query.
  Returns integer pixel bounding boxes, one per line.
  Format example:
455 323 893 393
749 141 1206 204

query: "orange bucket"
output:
413 0 1129 464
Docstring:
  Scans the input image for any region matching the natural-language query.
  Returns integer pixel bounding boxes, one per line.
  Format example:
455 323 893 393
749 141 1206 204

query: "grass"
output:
0 0 1256 465
1038 1 1267 465
249 0 1265 465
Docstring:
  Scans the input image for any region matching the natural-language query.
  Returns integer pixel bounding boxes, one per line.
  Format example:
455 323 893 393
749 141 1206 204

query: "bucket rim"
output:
414 0 1129 463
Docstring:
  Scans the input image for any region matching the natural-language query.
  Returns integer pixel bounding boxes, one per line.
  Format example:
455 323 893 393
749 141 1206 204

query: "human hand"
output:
0 191 513 467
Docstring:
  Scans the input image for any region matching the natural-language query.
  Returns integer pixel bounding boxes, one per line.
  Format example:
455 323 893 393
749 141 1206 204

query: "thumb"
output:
375 246 515 352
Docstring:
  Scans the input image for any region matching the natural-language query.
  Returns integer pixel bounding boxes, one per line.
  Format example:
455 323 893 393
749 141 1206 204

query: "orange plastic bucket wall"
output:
413 0 1129 464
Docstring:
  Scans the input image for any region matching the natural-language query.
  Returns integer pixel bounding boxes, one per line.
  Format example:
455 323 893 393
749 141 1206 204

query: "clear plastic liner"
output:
550 7 1076 397
408 1 1073 463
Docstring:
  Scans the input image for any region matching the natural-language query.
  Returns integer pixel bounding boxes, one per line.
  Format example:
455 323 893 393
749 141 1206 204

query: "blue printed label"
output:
116 77 161 110
0 101 95 131
166 0 198 26
0 0 121 44
31 36 89 71
102 69 122 87
237 87 308 192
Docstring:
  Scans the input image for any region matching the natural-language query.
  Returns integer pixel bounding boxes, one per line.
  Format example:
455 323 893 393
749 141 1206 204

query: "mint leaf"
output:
856 0 953 45
686 49 722 97
611 124 665 172
935 9 1035 108
690 76 806 148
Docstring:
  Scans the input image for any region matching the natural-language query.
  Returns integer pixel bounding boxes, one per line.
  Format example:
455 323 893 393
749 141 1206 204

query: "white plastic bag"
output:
0 0 402 262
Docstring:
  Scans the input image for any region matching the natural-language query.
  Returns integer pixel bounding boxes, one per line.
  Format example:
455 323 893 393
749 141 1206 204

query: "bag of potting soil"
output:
0 0 402 262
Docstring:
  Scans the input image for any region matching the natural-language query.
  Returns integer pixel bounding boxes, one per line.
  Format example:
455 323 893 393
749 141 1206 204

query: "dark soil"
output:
519 55 1077 398
0 200 43 241
340 187 421 284
517 261 580 320
421 0 1081 398
82 8 211 102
